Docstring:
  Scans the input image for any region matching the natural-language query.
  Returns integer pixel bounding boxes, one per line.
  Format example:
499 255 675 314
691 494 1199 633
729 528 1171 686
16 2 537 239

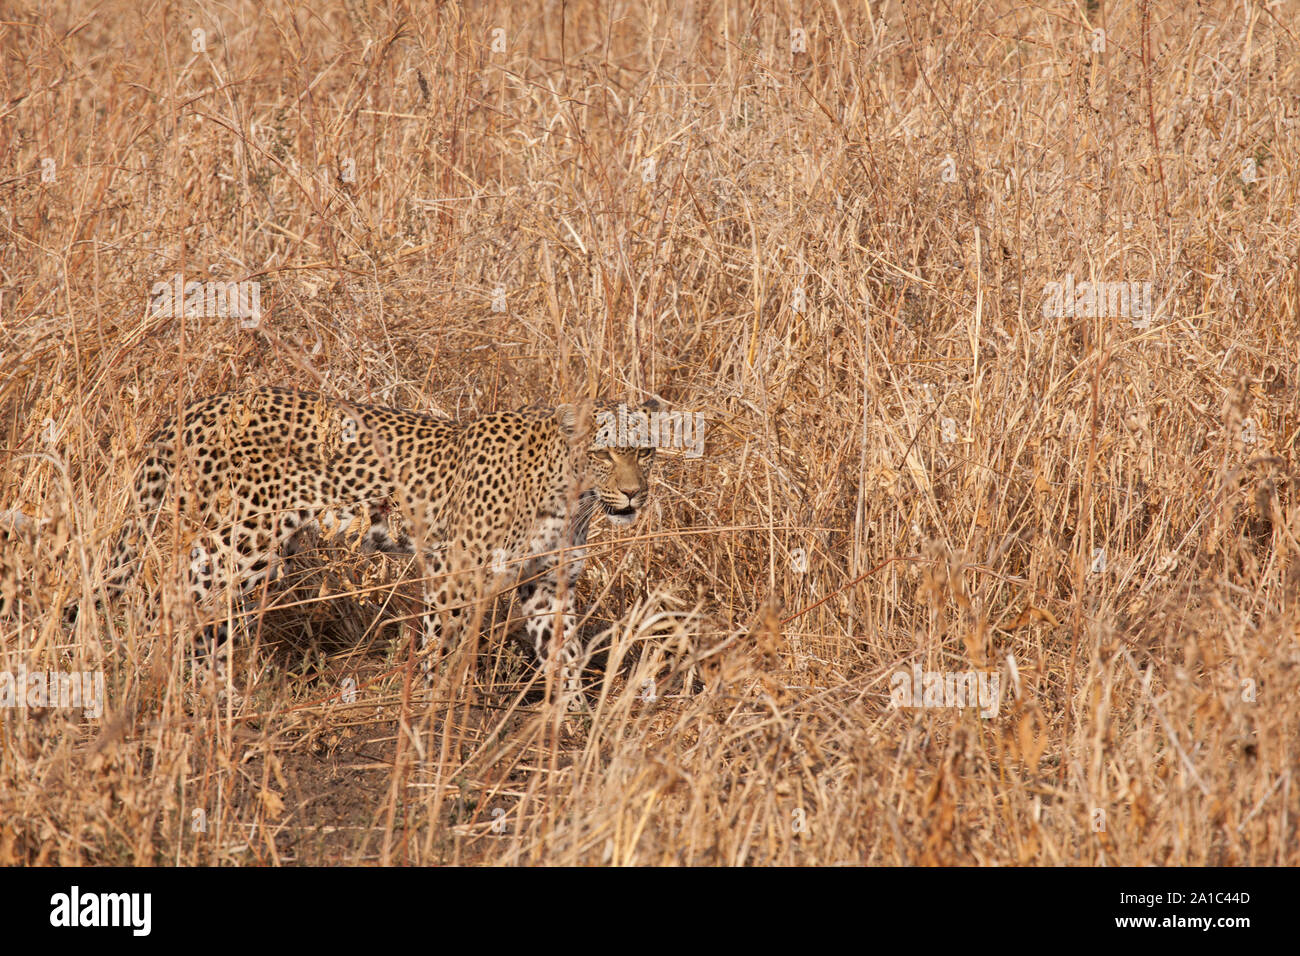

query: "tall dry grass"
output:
1 0 1298 864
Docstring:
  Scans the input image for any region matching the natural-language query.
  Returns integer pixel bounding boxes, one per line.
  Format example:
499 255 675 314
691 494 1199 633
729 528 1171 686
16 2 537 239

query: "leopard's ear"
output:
554 399 594 437
554 403 578 433
639 397 661 413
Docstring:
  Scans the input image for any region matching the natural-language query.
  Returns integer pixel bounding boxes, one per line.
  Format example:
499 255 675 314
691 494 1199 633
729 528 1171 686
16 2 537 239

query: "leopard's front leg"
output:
512 487 601 709
518 569 585 710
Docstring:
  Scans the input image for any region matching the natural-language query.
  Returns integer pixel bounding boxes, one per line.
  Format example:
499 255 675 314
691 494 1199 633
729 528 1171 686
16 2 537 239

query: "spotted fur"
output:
102 386 656 705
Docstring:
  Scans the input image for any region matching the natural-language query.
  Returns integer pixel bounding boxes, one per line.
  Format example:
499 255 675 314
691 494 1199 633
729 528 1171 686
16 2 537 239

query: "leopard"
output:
98 386 657 706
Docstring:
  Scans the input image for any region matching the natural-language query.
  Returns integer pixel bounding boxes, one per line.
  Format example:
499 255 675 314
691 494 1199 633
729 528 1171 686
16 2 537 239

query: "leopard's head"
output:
558 399 659 526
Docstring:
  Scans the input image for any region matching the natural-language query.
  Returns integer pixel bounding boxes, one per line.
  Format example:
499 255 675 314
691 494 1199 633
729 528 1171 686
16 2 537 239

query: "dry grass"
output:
2 0 1298 865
